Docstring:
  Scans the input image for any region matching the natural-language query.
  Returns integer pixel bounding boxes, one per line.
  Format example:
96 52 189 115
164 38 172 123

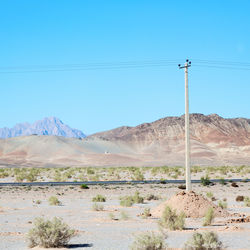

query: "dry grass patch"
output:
130 231 167 250
158 206 185 231
27 217 75 248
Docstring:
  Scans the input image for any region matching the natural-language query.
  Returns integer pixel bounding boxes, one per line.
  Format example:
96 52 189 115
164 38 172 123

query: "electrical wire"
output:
0 59 250 74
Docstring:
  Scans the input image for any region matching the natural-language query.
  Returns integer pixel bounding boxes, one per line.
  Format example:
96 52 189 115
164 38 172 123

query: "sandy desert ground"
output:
0 180 250 250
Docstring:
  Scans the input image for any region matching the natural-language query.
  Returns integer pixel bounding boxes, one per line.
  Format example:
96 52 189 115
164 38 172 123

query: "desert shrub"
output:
236 195 244 202
87 168 95 175
159 206 185 231
35 200 42 205
0 169 10 178
92 202 104 211
92 194 106 202
206 192 214 199
15 172 26 182
27 217 75 248
120 191 144 207
130 231 167 250
133 191 144 204
141 208 151 219
244 197 250 207
109 213 116 220
132 170 144 181
203 207 214 226
231 182 239 187
90 174 100 181
151 167 160 176
184 231 223 249
120 196 135 207
48 196 61 206
159 179 167 184
120 211 129 220
218 200 227 209
146 194 160 201
53 170 64 182
80 184 89 189
219 178 226 185
178 184 186 190
201 175 211 186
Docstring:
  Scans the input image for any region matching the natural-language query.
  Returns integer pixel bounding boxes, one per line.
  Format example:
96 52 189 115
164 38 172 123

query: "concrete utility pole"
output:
178 59 191 191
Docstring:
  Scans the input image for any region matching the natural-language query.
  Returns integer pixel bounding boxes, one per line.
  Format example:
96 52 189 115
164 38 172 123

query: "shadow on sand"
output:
66 243 93 248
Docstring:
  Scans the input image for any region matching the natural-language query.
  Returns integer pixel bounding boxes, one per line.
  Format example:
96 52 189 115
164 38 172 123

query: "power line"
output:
194 64 250 71
0 60 179 73
0 59 250 74
0 60 178 70
193 59 250 67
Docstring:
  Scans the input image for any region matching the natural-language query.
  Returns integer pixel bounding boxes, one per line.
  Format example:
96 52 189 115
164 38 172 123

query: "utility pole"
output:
178 59 191 191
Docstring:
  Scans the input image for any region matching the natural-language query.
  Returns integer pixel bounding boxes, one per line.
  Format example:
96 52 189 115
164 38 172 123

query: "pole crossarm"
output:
178 59 192 191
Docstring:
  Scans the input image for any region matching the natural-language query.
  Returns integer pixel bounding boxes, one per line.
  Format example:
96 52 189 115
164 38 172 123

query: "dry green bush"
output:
92 194 106 202
203 207 214 226
178 184 186 190
48 196 61 206
141 208 151 219
133 191 144 204
146 194 160 201
120 191 144 207
108 213 117 220
236 195 244 202
231 182 239 187
218 200 227 209
27 217 75 248
244 197 250 207
132 170 145 181
159 206 185 231
80 184 89 189
130 231 167 250
201 175 211 186
184 231 223 249
120 211 129 220
120 196 135 207
206 192 214 199
92 202 104 211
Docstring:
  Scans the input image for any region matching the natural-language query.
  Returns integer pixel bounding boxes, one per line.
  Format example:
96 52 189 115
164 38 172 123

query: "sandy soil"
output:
0 182 250 249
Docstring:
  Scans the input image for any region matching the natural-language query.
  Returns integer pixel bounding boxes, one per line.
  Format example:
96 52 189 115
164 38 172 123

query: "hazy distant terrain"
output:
0 117 86 139
0 114 249 167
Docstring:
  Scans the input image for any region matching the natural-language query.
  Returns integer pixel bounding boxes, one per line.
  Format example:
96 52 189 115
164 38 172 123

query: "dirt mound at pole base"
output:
152 191 230 218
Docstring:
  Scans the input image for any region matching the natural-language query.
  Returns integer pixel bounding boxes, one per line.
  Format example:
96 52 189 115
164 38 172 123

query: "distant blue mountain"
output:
0 117 86 139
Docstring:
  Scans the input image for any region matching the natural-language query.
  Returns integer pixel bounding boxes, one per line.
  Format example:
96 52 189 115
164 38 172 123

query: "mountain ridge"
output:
0 117 86 139
90 113 250 146
0 113 249 167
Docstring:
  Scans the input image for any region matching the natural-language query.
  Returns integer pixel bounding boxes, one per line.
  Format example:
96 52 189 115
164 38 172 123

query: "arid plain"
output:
0 166 250 249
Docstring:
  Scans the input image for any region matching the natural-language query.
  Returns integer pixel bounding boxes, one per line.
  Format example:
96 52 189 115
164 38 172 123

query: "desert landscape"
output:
1 1 250 248
0 178 250 249
0 114 250 168
0 114 250 249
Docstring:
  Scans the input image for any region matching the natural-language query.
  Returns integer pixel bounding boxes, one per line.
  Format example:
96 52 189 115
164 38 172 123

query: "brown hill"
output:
0 114 249 167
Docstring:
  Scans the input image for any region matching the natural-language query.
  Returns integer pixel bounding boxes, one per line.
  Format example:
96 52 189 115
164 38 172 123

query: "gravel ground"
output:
0 182 250 249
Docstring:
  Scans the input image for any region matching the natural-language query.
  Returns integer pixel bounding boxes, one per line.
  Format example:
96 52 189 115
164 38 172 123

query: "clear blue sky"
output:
1 0 250 134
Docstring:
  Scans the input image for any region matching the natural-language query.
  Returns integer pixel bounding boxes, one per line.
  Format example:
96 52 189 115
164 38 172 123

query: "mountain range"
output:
0 117 86 139
0 114 249 167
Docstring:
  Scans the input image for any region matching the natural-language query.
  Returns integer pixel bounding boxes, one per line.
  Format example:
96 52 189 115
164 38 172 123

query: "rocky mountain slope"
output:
0 117 86 139
0 114 249 167
91 113 250 146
